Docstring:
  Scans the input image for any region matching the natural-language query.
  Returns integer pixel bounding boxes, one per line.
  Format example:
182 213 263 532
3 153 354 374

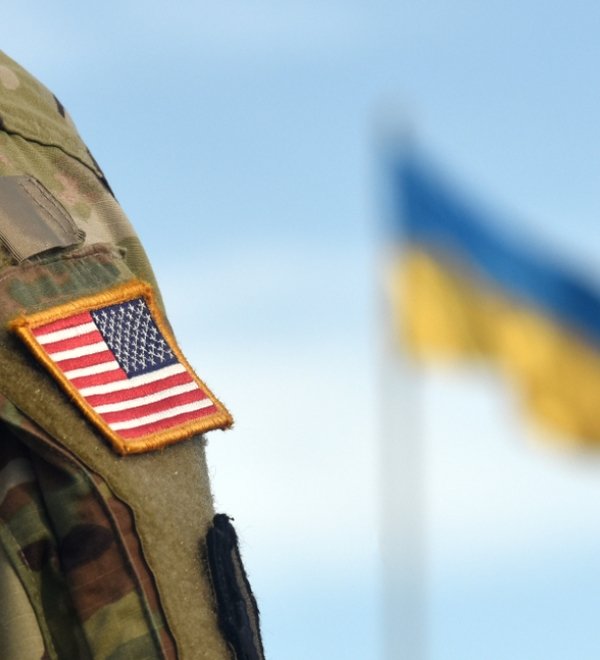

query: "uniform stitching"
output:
0 126 103 183
0 245 122 286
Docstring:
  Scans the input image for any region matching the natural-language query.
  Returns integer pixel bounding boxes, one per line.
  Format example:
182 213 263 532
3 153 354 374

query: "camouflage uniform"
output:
0 51 264 659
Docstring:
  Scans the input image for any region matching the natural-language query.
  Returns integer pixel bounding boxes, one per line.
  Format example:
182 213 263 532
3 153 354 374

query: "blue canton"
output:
91 297 177 375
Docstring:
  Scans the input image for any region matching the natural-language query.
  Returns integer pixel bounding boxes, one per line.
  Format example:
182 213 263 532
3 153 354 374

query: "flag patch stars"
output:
11 281 233 455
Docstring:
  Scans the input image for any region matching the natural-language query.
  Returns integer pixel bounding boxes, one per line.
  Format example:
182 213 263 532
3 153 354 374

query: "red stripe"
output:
70 366 128 389
43 330 104 355
53 350 115 373
99 389 207 425
33 312 93 337
85 372 195 407
119 404 219 440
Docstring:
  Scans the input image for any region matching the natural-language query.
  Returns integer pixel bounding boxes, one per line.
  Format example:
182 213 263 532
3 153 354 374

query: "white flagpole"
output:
378 247 427 660
375 120 428 659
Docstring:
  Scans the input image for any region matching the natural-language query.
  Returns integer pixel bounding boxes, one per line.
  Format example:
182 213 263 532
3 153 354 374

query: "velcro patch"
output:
0 176 85 262
10 281 233 455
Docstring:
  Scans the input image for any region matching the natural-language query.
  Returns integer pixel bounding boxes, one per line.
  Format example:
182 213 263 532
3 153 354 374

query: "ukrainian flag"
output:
388 154 600 446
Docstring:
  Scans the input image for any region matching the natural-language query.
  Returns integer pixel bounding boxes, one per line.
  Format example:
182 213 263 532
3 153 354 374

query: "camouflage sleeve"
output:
0 50 263 659
0 402 177 659
0 501 45 660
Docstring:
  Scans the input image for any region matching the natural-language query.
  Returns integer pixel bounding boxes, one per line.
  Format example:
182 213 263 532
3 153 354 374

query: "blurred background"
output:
5 2 600 657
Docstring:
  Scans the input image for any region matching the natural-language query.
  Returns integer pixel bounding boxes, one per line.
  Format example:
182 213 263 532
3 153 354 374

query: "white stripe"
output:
79 363 186 397
109 399 214 431
94 381 199 413
49 341 107 362
65 360 121 380
36 322 97 345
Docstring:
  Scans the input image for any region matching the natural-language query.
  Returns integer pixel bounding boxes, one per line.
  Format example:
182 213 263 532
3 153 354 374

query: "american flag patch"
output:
11 281 233 455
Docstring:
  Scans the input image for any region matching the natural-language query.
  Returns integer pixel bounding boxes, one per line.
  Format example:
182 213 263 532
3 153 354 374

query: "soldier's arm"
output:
0 50 263 660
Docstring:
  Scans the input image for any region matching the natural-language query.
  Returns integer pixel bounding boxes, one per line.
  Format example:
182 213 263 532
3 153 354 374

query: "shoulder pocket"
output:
0 175 84 262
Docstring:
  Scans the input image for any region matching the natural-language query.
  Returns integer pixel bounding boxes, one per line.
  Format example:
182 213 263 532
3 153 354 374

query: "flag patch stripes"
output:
10 281 233 454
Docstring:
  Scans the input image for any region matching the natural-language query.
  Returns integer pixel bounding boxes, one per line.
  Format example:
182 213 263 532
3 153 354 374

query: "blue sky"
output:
5 2 600 658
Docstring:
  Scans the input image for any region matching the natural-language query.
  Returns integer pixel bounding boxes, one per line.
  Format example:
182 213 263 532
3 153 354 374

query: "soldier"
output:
0 51 264 659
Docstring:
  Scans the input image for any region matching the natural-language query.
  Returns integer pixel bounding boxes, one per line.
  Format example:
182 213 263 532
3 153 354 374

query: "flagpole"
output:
378 247 427 660
375 120 427 659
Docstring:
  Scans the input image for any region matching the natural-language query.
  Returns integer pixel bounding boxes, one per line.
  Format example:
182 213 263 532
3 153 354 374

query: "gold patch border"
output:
10 280 233 455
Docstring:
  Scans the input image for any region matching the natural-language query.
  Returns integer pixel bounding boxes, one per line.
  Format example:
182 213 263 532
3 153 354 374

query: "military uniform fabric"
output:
0 51 264 659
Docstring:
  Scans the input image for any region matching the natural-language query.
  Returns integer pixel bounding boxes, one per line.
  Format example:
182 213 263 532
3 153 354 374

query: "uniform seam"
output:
0 126 104 185
0 244 123 286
